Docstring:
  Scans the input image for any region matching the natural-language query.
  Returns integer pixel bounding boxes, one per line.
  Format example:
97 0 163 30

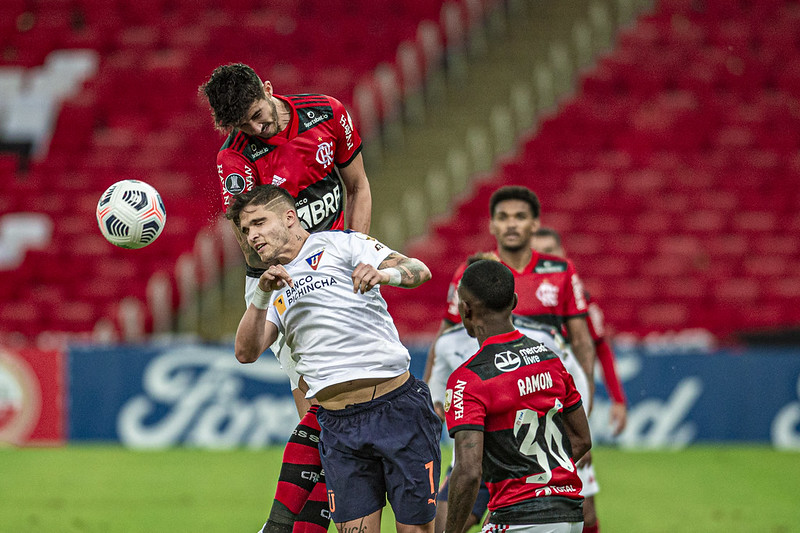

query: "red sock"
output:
273 406 324 515
293 475 330 533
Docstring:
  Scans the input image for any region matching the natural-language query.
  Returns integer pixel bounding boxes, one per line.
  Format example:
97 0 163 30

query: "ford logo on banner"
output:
69 343 298 448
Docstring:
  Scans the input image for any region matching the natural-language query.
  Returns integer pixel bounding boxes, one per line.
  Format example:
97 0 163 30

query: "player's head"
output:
457 259 517 338
199 63 279 137
530 226 565 258
489 186 541 253
225 185 299 264
465 251 500 266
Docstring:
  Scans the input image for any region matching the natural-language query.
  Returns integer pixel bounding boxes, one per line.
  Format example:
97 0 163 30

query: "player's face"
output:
530 235 564 257
239 203 291 265
237 97 280 139
490 199 540 253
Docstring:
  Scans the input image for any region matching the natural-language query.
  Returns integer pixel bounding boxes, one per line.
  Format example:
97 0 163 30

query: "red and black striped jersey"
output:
444 330 584 524
216 93 362 233
444 252 589 333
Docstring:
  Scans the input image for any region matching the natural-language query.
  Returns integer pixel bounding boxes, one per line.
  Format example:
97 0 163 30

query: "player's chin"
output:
502 239 527 252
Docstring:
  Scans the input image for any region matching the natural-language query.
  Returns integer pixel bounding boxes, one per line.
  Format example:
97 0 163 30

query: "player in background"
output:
228 185 441 533
431 313 589 533
424 186 596 404
199 63 372 533
529 227 627 434
444 259 591 533
530 227 628 533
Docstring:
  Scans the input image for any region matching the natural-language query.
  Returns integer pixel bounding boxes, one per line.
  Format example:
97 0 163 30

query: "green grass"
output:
0 445 798 532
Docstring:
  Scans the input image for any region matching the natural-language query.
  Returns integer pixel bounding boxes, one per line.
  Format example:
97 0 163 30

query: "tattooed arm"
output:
351 252 431 293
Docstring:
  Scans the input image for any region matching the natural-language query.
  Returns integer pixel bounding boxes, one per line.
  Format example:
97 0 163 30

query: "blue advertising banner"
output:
68 342 800 449
69 343 298 448
585 347 800 449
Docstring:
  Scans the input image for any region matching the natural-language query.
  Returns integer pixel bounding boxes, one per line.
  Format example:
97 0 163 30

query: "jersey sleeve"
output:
429 335 457 405
217 148 257 210
562 259 589 318
329 97 362 167
445 370 486 436
595 338 627 404
444 262 468 324
561 364 584 412
586 300 605 342
343 231 394 268
266 294 285 332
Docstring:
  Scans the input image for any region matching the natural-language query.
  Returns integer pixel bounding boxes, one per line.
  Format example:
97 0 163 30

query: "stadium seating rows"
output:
388 0 800 340
1 0 476 343
2 0 799 343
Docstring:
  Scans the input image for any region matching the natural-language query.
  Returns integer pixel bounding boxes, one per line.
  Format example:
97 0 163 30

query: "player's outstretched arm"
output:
445 430 484 533
566 316 596 404
234 266 291 363
339 153 372 233
351 252 431 293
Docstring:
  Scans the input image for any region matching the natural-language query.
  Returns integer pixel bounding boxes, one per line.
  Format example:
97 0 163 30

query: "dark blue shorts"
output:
439 466 491 519
316 375 442 524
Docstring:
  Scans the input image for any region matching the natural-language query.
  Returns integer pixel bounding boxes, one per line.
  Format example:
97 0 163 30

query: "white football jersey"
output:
266 231 410 398
428 315 590 412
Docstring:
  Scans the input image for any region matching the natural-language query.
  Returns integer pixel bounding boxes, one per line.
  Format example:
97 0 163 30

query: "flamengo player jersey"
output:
265 231 409 398
444 252 588 333
444 330 584 525
217 93 362 233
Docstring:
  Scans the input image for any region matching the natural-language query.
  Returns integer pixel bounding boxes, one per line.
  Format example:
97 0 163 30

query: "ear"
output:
531 217 541 232
285 206 301 229
461 299 473 321
263 80 274 97
511 293 518 311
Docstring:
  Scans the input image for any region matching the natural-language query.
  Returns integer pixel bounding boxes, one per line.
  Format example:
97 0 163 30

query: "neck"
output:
274 96 291 132
498 246 532 272
474 319 516 346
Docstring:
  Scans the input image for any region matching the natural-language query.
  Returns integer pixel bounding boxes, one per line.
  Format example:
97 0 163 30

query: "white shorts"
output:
577 462 599 497
482 522 583 533
245 275 301 390
558 348 599 498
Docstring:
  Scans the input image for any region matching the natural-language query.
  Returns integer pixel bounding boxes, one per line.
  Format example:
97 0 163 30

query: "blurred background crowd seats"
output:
1 0 798 348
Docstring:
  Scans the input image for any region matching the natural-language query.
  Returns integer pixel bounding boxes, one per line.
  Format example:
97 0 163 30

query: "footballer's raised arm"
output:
351 252 431 294
377 252 431 288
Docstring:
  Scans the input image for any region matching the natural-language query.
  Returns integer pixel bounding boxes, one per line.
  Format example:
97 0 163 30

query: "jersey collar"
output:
495 249 540 274
481 329 524 348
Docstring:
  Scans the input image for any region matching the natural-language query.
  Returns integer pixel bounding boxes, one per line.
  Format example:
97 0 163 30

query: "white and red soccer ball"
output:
96 180 166 249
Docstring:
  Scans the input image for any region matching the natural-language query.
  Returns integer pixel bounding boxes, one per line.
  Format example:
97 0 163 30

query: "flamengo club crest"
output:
0 349 41 445
535 280 559 307
315 141 334 167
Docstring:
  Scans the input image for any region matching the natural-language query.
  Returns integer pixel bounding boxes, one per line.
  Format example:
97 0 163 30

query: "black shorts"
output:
317 375 442 524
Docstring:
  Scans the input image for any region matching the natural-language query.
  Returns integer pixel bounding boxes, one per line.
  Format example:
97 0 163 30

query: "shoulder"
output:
530 252 572 274
285 94 341 129
219 130 250 155
512 315 558 337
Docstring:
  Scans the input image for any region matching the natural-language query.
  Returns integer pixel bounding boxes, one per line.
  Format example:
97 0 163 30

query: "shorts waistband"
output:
319 374 416 417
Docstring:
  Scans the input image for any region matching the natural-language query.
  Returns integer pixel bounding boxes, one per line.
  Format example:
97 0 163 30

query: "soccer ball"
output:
96 180 166 249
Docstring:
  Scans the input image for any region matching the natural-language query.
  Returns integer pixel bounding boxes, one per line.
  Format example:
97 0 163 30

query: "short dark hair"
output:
460 259 515 312
225 185 295 228
533 226 561 245
489 186 541 219
199 63 266 131
465 251 499 266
